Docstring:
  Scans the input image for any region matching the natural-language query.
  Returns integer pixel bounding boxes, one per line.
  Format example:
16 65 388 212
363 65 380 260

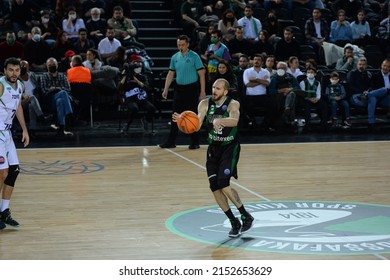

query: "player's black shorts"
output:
206 142 240 192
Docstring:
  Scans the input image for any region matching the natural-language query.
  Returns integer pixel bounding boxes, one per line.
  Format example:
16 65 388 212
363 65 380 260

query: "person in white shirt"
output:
237 5 262 41
242 54 272 129
299 67 328 131
98 27 122 63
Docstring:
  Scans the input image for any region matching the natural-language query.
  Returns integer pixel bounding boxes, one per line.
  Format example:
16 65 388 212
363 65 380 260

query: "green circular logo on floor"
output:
166 201 390 255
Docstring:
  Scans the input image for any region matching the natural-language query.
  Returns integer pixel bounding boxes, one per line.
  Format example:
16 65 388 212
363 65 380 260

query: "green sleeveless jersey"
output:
206 97 238 146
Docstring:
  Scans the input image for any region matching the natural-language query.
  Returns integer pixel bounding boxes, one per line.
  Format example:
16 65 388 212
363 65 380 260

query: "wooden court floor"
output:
0 142 389 260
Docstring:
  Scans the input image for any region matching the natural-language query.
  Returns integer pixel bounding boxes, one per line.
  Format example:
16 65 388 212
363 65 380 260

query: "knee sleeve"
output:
208 174 219 192
4 165 19 187
209 174 230 192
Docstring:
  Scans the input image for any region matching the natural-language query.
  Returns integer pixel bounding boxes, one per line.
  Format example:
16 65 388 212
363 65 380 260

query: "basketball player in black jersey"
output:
172 78 254 237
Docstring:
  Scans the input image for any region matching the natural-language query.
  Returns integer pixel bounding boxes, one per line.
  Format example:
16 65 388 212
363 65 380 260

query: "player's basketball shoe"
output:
240 214 254 234
1 208 20 227
228 218 242 238
0 219 5 230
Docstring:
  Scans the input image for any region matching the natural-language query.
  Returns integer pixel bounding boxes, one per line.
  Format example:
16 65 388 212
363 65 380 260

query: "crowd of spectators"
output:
172 0 390 133
0 0 156 136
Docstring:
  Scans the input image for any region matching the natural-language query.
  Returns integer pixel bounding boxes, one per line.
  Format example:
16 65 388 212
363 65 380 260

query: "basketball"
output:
177 111 199 134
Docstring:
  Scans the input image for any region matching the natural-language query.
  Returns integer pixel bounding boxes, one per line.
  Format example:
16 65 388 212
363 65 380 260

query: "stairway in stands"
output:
131 0 182 115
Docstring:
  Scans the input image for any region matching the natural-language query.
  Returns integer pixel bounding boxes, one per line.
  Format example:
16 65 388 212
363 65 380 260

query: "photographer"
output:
118 55 156 134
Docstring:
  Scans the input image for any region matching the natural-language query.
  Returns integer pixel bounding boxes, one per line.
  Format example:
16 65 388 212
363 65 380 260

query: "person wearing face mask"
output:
38 10 60 47
23 26 51 72
55 0 83 20
62 6 86 41
218 9 238 43
299 67 328 132
201 30 231 77
268 61 300 131
86 7 107 46
39 57 74 136
118 55 156 135
325 71 351 128
0 31 24 72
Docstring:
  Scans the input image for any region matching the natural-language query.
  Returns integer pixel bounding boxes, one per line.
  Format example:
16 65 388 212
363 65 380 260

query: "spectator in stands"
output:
305 58 317 69
348 57 372 108
331 0 363 22
351 9 371 47
73 28 95 57
265 55 277 76
274 27 300 62
38 9 60 48
292 0 324 10
252 30 274 57
365 59 390 131
97 26 122 63
118 55 156 134
107 5 137 43
263 1 292 14
329 9 353 47
335 45 358 71
20 60 51 136
325 71 351 128
299 67 328 131
10 0 36 35
377 9 390 57
0 31 24 72
218 9 238 43
24 26 51 72
0 0 12 40
83 48 103 71
197 23 217 56
58 49 75 72
39 57 74 136
55 0 82 20
202 30 232 77
287 56 305 79
268 61 299 129
237 4 262 41
180 0 205 38
230 0 246 19
242 54 272 129
82 0 106 19
233 54 249 103
209 60 238 98
85 7 107 47
67 54 93 122
52 30 73 61
262 10 279 42
226 26 252 64
304 8 329 55
107 45 126 71
106 0 132 19
62 6 86 41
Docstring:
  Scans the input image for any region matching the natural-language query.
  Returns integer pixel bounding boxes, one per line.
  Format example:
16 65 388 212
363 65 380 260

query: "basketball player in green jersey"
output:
172 78 254 237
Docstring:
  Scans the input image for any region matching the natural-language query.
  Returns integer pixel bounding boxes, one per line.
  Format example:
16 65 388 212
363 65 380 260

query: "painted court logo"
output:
166 201 390 255
20 160 104 175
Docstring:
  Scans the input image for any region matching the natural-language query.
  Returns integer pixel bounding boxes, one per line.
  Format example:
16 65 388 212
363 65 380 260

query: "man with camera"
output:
118 55 156 134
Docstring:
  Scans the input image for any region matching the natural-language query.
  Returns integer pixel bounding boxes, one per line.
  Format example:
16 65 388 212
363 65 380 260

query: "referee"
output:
159 34 206 149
